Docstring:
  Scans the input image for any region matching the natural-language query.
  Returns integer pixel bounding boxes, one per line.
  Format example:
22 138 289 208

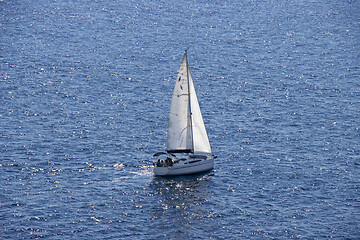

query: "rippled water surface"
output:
1 0 359 239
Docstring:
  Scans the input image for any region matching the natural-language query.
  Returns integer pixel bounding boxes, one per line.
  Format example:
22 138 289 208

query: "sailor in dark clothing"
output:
166 157 173 166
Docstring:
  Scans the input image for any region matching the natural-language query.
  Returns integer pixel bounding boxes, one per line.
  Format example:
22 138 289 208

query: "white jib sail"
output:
188 70 212 154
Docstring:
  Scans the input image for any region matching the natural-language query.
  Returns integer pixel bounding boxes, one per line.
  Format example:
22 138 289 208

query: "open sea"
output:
1 0 359 239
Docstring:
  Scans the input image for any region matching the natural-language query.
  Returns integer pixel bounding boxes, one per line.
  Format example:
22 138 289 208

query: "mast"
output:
185 50 194 153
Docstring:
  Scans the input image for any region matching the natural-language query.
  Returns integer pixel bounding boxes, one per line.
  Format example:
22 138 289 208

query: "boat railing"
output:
189 155 207 159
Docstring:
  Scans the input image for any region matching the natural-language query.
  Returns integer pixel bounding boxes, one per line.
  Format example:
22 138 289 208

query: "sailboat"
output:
153 50 215 176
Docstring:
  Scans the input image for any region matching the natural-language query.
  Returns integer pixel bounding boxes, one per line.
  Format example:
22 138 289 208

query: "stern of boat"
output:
153 166 170 176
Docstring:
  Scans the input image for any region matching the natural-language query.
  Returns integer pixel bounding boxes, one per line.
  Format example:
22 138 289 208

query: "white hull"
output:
154 158 214 176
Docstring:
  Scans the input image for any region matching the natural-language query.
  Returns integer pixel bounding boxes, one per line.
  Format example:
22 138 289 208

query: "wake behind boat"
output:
153 50 215 176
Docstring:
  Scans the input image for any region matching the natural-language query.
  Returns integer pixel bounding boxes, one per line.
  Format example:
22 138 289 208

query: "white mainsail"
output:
166 51 212 154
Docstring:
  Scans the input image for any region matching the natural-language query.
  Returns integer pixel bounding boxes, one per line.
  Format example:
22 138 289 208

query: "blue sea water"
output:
1 0 359 239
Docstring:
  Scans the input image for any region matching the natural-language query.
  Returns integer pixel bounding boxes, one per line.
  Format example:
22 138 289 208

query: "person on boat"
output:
166 157 173 166
156 160 162 167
